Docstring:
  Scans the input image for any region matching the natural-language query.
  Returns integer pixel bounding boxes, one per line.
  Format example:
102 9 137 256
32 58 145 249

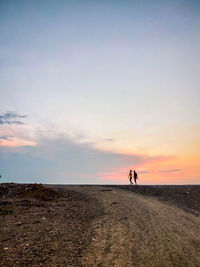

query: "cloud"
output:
0 138 36 148
0 136 168 184
0 135 13 140
0 112 27 125
159 169 183 173
104 138 114 142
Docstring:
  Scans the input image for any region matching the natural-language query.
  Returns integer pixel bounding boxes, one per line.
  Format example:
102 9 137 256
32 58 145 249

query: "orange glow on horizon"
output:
98 152 200 184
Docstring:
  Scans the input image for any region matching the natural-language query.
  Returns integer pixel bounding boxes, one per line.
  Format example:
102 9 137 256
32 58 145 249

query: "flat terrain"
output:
0 183 200 266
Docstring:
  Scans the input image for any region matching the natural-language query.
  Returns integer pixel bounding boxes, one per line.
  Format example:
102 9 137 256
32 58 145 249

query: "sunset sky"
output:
0 0 199 184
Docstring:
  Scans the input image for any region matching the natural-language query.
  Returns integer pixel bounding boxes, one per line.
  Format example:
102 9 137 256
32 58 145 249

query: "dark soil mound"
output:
0 183 63 201
0 184 102 267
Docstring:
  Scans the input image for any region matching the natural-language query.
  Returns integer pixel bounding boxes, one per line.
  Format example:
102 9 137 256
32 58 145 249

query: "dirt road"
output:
1 184 200 266
67 186 200 267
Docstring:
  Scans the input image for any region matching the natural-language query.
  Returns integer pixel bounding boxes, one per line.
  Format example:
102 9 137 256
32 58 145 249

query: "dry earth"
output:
0 184 103 267
68 185 200 267
0 183 200 266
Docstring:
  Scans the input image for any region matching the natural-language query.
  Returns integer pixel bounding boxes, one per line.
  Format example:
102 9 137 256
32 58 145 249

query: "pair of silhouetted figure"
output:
128 170 138 185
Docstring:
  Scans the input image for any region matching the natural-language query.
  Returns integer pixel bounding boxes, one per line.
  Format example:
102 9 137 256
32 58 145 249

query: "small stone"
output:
34 219 40 224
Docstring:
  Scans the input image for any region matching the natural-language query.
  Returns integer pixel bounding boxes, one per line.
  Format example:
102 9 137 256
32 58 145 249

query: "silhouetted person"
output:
133 170 138 185
128 170 133 185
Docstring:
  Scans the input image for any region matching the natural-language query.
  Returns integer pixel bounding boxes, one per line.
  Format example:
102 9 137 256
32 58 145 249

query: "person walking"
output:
133 170 138 185
128 170 133 185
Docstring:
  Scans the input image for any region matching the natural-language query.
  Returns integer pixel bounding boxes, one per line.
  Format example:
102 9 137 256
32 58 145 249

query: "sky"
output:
0 0 200 184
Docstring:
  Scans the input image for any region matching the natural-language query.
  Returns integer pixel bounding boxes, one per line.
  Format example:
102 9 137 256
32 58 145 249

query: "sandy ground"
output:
0 184 102 267
67 185 200 267
0 184 200 266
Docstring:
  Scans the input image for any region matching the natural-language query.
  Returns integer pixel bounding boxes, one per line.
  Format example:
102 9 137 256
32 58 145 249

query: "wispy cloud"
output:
159 169 183 173
0 112 27 125
104 138 114 142
0 138 36 148
0 135 13 140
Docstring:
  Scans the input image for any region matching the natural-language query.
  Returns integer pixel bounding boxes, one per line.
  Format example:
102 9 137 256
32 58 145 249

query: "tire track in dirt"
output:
68 186 200 267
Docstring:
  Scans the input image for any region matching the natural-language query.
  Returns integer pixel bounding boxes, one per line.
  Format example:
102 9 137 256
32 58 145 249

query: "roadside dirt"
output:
0 184 200 266
0 183 103 267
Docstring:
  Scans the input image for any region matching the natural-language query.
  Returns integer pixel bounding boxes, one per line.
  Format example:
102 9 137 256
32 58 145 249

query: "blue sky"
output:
0 0 200 184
